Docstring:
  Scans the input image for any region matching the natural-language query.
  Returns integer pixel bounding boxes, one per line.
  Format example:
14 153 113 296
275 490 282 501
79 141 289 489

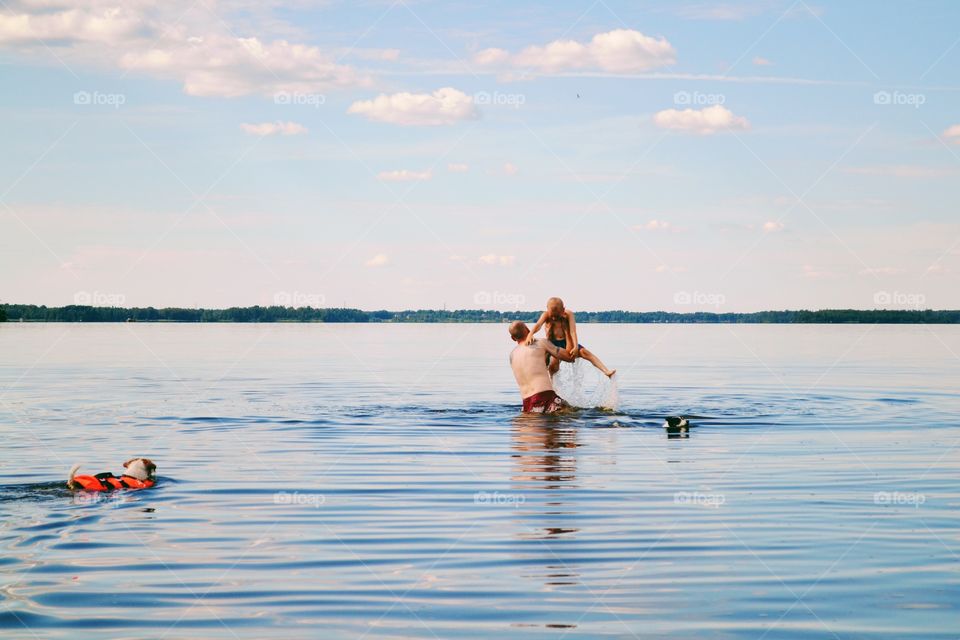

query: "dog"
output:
67 458 157 492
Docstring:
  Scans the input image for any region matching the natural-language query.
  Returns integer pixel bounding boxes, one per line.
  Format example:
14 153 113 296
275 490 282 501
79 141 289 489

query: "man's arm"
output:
524 311 548 345
540 339 574 362
566 311 579 356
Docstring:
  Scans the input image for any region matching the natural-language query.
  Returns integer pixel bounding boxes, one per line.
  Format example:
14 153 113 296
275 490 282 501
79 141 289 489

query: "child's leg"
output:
578 347 616 377
548 356 561 376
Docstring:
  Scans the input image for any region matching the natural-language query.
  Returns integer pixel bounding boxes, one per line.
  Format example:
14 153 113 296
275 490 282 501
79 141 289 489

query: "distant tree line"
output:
2 304 958 324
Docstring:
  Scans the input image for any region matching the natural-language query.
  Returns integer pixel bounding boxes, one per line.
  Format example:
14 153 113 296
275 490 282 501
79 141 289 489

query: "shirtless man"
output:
525 297 616 377
508 321 575 413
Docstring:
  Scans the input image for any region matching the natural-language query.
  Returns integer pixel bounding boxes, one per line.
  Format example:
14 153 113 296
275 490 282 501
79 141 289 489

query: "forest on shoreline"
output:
2 304 958 324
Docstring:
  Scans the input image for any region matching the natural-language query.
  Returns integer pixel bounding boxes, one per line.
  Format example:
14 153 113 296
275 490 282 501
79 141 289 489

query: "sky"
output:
0 0 958 312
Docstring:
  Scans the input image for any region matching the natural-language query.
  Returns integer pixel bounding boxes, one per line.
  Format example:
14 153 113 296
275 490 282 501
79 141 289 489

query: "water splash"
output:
553 358 619 410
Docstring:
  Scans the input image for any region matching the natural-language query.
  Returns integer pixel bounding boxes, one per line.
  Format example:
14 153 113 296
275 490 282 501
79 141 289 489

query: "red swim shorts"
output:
522 390 569 414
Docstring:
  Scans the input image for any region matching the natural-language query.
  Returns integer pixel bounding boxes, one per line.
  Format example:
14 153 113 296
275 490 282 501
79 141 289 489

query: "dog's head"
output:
123 457 157 481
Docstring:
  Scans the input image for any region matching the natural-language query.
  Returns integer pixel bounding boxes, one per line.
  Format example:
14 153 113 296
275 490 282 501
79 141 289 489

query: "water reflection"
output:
510 414 582 612
511 414 580 492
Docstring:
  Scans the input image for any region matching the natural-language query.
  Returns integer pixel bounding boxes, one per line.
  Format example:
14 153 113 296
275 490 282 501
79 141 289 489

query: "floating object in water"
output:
663 416 689 429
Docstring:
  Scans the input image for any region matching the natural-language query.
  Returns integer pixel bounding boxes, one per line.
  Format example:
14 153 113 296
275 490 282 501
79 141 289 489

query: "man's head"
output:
508 321 530 343
547 297 565 318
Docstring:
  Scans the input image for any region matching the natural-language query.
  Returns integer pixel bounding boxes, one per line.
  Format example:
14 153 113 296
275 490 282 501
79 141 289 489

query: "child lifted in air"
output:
524 297 616 378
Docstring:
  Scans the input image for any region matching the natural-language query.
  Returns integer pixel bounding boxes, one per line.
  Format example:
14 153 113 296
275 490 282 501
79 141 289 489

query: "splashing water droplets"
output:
553 358 618 410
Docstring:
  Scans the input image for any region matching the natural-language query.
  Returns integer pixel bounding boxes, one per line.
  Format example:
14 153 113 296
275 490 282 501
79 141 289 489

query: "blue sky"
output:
1 0 958 312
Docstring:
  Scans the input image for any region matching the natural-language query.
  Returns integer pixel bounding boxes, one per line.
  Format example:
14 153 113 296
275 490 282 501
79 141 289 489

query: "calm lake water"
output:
0 323 957 639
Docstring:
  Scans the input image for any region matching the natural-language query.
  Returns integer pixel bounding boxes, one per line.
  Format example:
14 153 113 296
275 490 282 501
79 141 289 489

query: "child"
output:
525 297 616 377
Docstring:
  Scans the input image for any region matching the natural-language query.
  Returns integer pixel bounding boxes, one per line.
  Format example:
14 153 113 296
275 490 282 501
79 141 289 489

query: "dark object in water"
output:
663 416 691 439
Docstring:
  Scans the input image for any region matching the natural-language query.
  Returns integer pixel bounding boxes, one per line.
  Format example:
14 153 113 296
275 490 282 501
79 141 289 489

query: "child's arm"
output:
524 311 548 344
566 311 579 356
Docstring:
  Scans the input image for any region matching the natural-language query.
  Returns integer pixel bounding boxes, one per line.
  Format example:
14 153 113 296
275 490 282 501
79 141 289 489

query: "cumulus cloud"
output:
763 221 784 232
0 3 370 98
122 35 368 97
653 105 750 134
377 169 432 182
474 29 675 74
942 124 960 143
0 6 142 43
478 254 515 266
752 56 774 66
365 254 389 268
240 121 307 136
447 163 469 173
347 87 477 126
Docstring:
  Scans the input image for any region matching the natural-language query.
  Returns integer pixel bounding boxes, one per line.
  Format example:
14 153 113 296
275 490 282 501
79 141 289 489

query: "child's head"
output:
508 321 530 342
546 297 565 317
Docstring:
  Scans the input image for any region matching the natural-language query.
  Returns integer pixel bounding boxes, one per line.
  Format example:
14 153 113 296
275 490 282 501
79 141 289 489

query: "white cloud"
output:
0 4 371 98
365 254 389 268
926 265 949 275
942 124 960 144
473 47 509 66
802 264 834 279
752 56 774 66
843 165 955 178
474 29 676 74
447 163 469 173
377 169 432 182
347 87 477 126
653 105 750 134
478 254 515 266
502 162 518 176
123 35 369 97
859 267 904 276
0 7 143 43
641 219 672 231
762 221 784 232
240 121 307 136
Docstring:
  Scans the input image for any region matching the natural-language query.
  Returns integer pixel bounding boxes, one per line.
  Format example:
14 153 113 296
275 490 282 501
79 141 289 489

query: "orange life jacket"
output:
72 473 155 492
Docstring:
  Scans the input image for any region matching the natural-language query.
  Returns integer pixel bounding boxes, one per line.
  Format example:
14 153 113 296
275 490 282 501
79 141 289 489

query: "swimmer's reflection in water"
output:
509 415 582 596
511 414 579 491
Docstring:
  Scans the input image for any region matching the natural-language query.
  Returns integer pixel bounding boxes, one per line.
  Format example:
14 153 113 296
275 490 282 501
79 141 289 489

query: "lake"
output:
0 323 957 638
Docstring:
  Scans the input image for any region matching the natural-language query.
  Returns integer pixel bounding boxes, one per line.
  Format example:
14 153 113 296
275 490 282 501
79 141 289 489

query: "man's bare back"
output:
507 321 574 413
510 339 561 398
